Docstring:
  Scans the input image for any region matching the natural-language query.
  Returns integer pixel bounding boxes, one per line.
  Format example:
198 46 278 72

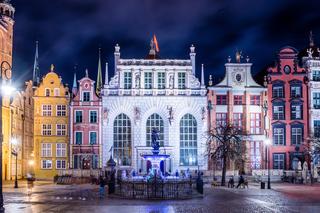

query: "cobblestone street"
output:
2 181 320 213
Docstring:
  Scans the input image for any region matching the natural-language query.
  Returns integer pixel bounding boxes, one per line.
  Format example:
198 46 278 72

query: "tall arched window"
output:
146 113 164 146
113 113 131 166
180 114 197 166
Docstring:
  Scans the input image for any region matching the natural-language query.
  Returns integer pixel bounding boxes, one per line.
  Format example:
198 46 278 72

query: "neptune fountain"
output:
117 128 195 199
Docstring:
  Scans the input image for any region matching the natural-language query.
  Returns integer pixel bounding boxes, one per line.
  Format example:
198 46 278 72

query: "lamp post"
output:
0 62 16 212
262 100 271 189
11 138 18 188
265 139 271 189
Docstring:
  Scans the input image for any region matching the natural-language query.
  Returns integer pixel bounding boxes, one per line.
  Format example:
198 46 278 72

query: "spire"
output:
96 48 103 95
201 64 205 87
309 31 315 47
72 72 78 96
208 75 213 86
32 41 40 87
85 68 89 77
50 64 55 72
105 62 109 85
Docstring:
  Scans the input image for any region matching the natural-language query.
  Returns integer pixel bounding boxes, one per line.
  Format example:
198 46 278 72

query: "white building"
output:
304 56 320 165
101 41 207 173
207 53 268 174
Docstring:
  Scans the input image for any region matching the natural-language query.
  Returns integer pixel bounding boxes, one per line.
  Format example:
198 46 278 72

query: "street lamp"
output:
11 138 19 188
265 138 271 189
0 63 16 212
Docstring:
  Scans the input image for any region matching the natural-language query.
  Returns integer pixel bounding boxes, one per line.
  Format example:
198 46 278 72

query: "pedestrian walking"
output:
27 173 35 196
228 176 235 188
99 176 106 199
236 175 245 188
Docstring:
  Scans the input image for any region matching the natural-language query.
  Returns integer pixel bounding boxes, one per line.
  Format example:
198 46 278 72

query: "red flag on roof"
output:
153 35 160 53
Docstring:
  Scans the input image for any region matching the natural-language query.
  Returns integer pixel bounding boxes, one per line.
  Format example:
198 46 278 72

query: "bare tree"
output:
305 135 320 165
206 123 246 186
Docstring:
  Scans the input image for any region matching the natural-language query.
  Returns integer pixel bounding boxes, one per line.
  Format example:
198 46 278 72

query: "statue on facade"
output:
307 48 314 58
135 75 140 88
151 128 160 154
169 75 174 89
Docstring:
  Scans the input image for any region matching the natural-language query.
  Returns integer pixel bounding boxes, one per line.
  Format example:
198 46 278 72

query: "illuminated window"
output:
41 160 52 169
233 95 243 105
180 114 197 166
144 72 152 89
113 113 132 166
57 105 66 116
233 113 243 130
250 113 261 134
250 141 261 169
216 113 227 127
146 114 164 146
42 105 52 116
273 125 285 145
56 143 66 157
56 124 66 136
41 143 52 157
216 95 227 105
291 103 302 120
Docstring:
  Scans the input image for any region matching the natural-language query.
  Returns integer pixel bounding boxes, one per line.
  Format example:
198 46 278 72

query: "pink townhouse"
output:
70 71 102 170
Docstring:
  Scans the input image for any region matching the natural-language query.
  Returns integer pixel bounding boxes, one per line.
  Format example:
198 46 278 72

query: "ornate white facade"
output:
102 44 207 172
305 58 320 138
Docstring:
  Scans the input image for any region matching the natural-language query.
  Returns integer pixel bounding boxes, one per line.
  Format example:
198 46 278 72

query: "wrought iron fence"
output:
117 179 195 199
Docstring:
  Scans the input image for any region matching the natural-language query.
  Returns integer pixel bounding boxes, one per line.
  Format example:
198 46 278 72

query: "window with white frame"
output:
56 124 66 136
56 143 66 157
291 104 302 120
272 85 284 98
124 72 132 89
290 85 301 98
157 72 165 89
180 113 197 166
313 93 320 109
250 113 261 134
291 126 303 145
178 72 186 89
90 132 97 145
42 124 52 136
45 88 50 97
250 141 261 169
41 143 52 157
54 88 60 96
313 70 320 81
216 113 227 127
56 160 66 169
42 105 52 116
57 105 66 116
90 111 97 123
41 160 52 169
233 113 243 130
273 153 285 169
83 92 90 102
75 111 83 123
75 132 83 145
273 126 285 145
273 104 285 120
144 72 152 89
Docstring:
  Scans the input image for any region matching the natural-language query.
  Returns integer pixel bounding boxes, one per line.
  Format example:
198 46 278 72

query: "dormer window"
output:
83 92 90 102
45 88 50 97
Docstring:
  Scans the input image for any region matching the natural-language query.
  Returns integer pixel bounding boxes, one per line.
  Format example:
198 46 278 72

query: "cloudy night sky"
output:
10 0 320 87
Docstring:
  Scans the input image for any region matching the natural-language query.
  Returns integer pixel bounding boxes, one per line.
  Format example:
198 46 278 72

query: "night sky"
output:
10 0 320 88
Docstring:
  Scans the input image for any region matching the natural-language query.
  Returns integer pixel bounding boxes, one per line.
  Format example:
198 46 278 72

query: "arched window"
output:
146 113 164 146
180 114 197 166
113 113 131 166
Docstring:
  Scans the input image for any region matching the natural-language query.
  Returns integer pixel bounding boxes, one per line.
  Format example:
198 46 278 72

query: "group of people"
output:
228 175 248 189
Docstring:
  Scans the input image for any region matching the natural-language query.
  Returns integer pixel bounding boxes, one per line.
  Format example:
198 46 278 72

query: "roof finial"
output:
190 44 195 53
85 68 89 77
209 75 213 86
105 62 109 85
309 31 315 47
236 50 242 63
50 64 55 72
72 72 77 89
201 64 205 86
